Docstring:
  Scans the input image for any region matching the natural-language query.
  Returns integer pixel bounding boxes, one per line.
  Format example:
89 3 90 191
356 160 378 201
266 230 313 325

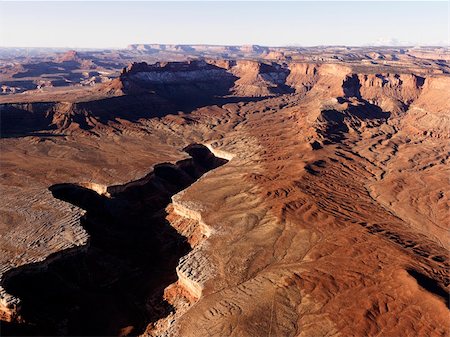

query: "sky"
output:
0 1 448 48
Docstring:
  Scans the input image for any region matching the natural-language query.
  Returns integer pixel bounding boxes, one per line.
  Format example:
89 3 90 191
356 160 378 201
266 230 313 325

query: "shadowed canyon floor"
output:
0 52 449 337
2 145 227 336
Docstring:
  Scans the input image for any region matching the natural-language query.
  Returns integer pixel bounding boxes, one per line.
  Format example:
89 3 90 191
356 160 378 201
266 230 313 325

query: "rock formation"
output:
0 47 448 337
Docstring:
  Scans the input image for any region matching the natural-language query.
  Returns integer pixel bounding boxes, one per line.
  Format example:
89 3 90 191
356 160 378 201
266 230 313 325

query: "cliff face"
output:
286 63 319 94
0 94 176 136
118 60 237 104
118 60 437 105
1 59 443 138
357 73 425 113
121 60 234 86
230 60 292 96
171 202 211 300
1 144 228 336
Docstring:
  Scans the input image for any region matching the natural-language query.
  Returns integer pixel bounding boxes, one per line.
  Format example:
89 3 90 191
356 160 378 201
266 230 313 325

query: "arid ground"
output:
0 45 449 337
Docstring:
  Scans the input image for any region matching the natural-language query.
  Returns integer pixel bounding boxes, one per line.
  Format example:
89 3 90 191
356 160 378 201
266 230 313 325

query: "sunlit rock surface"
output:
0 48 449 336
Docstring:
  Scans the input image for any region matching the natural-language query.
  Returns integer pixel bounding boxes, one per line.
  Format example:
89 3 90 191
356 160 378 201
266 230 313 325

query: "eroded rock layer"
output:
0 57 449 337
1 145 227 336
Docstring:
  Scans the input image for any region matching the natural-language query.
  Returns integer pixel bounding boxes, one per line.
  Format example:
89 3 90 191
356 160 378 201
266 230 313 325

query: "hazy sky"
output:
0 1 448 48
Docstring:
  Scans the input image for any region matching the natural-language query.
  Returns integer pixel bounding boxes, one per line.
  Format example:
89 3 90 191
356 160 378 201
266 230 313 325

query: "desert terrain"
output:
0 45 449 337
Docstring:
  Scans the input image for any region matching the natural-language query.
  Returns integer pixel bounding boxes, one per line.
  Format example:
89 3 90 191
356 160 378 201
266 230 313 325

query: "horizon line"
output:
1 44 449 50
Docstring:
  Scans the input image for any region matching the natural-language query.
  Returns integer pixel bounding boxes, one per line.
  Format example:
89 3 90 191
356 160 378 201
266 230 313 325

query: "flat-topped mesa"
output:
121 60 235 82
116 60 237 102
116 59 299 100
122 59 211 73
127 44 196 53
2 58 445 138
125 44 270 56
239 44 268 54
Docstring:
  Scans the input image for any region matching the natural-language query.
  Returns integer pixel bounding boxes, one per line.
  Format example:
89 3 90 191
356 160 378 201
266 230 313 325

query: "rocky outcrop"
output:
0 287 21 321
118 60 237 102
1 59 444 141
171 196 214 300
0 102 55 136
0 93 176 136
357 73 425 113
143 145 234 336
286 63 319 94
1 53 449 337
118 60 306 98
230 60 292 97
56 50 82 63
0 181 90 327
399 76 450 138
1 144 228 336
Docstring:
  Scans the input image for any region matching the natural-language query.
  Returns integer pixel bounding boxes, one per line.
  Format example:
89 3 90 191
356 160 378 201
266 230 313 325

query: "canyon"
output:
0 46 449 337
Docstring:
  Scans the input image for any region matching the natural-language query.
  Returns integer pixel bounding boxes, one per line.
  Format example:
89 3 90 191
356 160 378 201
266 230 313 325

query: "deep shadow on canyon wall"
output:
1 144 228 336
0 94 268 138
